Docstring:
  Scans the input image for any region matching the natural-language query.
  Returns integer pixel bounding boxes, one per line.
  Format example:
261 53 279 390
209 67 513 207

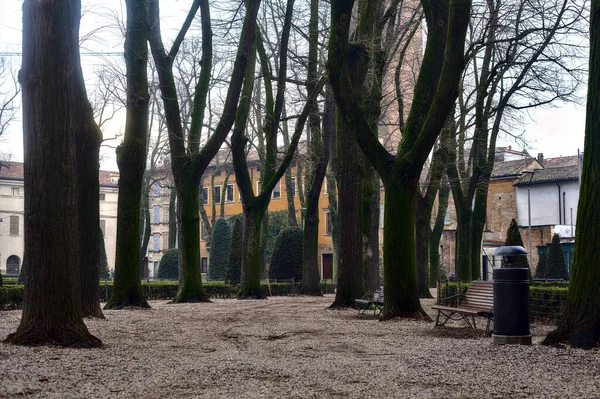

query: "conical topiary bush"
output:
547 233 569 280
502 218 530 269
535 251 548 279
157 248 179 280
225 215 243 285
208 218 231 281
268 227 303 281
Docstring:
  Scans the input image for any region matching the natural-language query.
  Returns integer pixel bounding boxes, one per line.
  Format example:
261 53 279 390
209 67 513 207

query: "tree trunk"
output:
542 0 600 349
139 179 151 274
5 0 102 347
173 172 209 302
239 206 267 298
471 188 487 280
455 212 472 282
77 121 104 319
430 181 450 287
415 197 433 298
168 187 177 248
380 182 429 319
362 167 380 293
105 0 150 310
330 115 365 307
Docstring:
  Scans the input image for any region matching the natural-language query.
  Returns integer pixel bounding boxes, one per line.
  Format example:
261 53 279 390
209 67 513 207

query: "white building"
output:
0 161 119 274
515 165 580 231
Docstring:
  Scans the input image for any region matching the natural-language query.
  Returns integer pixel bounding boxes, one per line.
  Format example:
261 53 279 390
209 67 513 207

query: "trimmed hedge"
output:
438 281 568 323
225 215 243 284
1 280 338 309
268 227 303 281
158 249 179 279
208 218 231 281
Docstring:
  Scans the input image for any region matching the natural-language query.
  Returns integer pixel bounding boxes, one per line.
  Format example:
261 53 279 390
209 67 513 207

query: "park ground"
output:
1 293 599 398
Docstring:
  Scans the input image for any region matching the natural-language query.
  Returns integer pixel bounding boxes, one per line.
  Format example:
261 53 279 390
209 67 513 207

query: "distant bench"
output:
432 280 494 334
355 287 384 316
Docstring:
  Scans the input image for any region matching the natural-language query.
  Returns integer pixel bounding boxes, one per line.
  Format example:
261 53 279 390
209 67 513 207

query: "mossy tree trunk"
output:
77 114 104 318
105 0 151 310
430 179 450 287
328 0 471 319
231 0 326 299
173 173 207 302
168 187 177 248
543 0 600 349
149 0 262 302
5 0 102 347
301 0 328 296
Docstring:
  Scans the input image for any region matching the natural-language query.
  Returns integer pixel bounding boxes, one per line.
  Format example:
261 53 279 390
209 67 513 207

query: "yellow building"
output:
147 156 335 280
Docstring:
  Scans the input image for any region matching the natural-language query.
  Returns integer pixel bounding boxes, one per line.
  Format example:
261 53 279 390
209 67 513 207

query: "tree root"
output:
4 326 102 348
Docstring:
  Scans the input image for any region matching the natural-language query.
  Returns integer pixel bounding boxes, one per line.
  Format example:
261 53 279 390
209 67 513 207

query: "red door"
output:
322 254 333 280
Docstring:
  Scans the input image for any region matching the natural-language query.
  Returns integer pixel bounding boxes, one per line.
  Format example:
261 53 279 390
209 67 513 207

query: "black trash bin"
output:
493 267 531 345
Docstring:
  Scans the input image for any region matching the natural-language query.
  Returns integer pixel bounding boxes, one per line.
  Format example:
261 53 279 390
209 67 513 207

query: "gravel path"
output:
1 294 599 398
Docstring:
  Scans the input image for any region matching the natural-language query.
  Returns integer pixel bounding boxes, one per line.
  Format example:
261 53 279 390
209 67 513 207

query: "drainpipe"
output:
556 184 562 224
563 192 566 227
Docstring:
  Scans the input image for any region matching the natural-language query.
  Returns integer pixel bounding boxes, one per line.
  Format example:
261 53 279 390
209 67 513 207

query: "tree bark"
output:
5 0 102 347
77 111 104 318
430 179 450 287
168 187 176 248
105 0 151 310
542 0 600 349
239 206 267 298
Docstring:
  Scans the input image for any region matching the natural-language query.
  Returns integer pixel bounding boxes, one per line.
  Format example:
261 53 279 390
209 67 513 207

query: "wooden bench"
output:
355 288 384 316
432 281 494 334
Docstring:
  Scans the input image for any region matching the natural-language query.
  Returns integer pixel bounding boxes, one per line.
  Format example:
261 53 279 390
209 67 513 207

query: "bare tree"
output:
448 0 587 281
0 57 20 138
149 0 262 302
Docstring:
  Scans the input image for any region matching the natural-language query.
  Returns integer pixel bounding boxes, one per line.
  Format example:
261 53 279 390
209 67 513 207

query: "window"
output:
226 184 234 203
323 179 328 195
153 261 159 277
201 257 208 274
162 234 169 250
256 180 261 195
151 182 160 197
324 210 332 235
153 205 160 224
380 205 384 228
162 207 169 223
202 187 209 205
153 233 160 251
215 169 222 176
213 185 221 204
99 193 106 201
9 215 19 236
201 221 209 241
11 187 19 196
100 219 106 237
290 176 297 197
272 180 281 199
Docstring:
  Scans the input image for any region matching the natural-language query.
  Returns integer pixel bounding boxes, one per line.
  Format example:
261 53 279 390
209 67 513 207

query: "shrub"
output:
502 218 529 269
269 227 303 281
157 248 179 279
547 233 569 280
0 286 24 309
265 210 290 264
17 259 25 284
208 218 231 281
225 215 243 285
535 251 548 279
99 228 110 280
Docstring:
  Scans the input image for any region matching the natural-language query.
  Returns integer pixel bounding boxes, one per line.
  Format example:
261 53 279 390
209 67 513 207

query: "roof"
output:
0 161 119 187
542 155 580 168
514 165 579 186
496 146 531 156
491 158 539 178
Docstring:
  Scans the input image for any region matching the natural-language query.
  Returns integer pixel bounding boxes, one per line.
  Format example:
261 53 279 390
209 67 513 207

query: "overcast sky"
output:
0 0 588 171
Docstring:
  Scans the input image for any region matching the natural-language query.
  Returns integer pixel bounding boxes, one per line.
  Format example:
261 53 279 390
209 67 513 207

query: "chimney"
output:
537 153 544 163
508 145 512 151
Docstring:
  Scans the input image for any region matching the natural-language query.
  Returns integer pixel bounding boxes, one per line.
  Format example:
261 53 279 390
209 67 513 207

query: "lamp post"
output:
522 170 535 268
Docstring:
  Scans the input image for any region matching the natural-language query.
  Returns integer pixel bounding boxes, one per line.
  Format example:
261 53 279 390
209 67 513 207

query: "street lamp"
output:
522 170 535 269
